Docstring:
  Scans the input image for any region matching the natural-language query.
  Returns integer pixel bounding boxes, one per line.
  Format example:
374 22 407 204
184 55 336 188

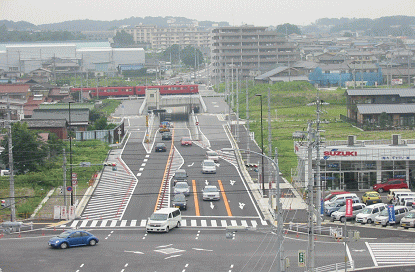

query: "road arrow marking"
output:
188 162 194 167
352 249 366 252
230 180 236 186
210 202 214 209
239 202 245 209
193 248 213 252
205 180 209 185
124 250 144 254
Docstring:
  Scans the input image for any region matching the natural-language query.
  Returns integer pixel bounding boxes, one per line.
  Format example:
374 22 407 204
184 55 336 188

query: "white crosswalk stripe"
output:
367 243 415 265
58 218 267 229
216 150 237 166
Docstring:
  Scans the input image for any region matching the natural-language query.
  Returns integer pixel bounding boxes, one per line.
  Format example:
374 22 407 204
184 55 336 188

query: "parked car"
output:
387 189 412 203
362 191 382 205
1 199 5 207
396 196 415 206
181 137 192 146
155 143 167 152
355 203 387 224
323 191 350 202
373 179 408 193
400 211 415 229
202 159 216 174
48 230 99 249
374 205 409 226
392 192 415 205
173 169 187 185
325 198 360 216
324 193 359 206
331 203 366 222
171 193 187 210
173 182 190 196
202 185 220 201
206 151 220 162
161 131 172 140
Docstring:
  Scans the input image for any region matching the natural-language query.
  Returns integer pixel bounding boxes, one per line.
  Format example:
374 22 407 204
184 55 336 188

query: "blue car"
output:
48 230 99 249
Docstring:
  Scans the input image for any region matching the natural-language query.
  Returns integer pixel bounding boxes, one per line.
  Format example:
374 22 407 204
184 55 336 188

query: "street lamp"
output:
255 93 265 196
68 101 74 206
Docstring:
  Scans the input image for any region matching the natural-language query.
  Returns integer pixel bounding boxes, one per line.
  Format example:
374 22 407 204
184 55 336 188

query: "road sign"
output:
298 250 306 267
196 122 199 125
67 186 72 192
345 198 353 217
72 173 78 186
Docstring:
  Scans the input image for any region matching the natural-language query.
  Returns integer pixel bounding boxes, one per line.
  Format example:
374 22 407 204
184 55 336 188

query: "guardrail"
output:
313 260 354 272
288 222 343 237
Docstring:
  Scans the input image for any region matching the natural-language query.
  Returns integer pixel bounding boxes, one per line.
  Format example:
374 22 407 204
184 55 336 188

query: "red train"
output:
70 84 199 97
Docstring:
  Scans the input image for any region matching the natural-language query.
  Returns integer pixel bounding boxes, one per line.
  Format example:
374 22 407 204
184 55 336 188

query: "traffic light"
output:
59 187 64 195
103 162 117 171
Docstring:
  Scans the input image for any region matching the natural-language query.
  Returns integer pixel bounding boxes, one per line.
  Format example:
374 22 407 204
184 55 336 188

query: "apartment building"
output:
120 24 210 49
211 25 299 79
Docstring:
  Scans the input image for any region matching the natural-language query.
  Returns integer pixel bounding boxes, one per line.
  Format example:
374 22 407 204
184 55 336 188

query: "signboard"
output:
196 122 199 125
72 173 78 186
68 205 76 220
60 206 68 220
298 250 306 267
67 186 72 192
54 206 61 220
321 199 324 215
388 205 396 224
345 199 353 217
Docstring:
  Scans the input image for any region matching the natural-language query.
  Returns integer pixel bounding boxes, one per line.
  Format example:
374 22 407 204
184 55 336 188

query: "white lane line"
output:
221 220 227 227
165 254 181 260
143 159 148 162
157 244 173 248
181 220 187 227
90 220 98 228
231 220 237 226
241 220 248 227
120 220 127 227
140 220 147 227
145 155 150 158
346 242 353 268
79 220 89 228
137 173 142 177
251 220 258 228
141 163 146 167
366 242 378 266
191 220 197 226
139 168 144 171
70 220 79 228
100 220 109 227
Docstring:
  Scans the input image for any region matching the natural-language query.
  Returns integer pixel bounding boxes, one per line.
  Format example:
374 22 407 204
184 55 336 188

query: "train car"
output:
70 84 198 98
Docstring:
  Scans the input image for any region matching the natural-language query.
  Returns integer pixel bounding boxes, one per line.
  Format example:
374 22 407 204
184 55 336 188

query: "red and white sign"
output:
345 199 353 217
196 122 199 126
68 205 76 220
60 206 68 220
72 173 78 186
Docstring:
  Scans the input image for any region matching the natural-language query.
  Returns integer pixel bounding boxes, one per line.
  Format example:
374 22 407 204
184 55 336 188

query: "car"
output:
181 137 192 146
206 151 219 162
374 205 409 226
161 131 172 140
1 199 5 207
324 198 360 216
324 193 359 206
373 179 408 193
155 143 167 152
173 169 187 185
48 230 99 249
171 193 187 210
146 208 181 233
202 185 220 201
387 189 412 203
331 203 366 222
400 211 415 229
173 181 190 196
202 159 216 174
362 191 382 205
355 203 387 224
323 191 350 202
392 192 415 205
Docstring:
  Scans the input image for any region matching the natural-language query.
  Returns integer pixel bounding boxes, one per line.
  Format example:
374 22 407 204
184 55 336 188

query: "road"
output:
3 91 415 271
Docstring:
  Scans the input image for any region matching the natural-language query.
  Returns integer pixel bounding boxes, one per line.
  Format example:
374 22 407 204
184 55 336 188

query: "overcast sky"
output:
1 0 414 26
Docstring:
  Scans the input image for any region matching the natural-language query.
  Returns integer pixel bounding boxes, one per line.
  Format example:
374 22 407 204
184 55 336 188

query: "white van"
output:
355 203 387 224
146 208 181 233
324 193 359 206
387 189 411 203
392 192 415 205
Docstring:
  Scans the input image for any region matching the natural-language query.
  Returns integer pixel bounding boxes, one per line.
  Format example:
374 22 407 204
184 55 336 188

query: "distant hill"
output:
0 16 229 32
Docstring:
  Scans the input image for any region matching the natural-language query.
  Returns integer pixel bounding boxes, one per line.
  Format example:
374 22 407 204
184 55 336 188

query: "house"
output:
345 88 415 127
31 108 90 131
23 95 46 118
27 68 52 83
255 66 309 84
23 119 68 140
0 84 31 100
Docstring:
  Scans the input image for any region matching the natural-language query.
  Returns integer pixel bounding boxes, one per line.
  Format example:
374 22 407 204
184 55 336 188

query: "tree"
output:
113 30 135 47
162 44 181 64
378 112 392 129
180 46 204 68
276 23 302 35
0 122 48 174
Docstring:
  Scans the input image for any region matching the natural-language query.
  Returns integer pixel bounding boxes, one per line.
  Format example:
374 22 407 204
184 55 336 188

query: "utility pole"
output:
63 149 67 208
231 60 234 109
307 122 315 271
275 148 284 272
7 97 16 222
316 91 322 230
236 68 239 141
246 79 250 165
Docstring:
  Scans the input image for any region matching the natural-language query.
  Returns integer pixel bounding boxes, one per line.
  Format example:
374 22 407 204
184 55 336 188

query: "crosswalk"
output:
58 217 268 229
216 150 237 166
366 243 415 266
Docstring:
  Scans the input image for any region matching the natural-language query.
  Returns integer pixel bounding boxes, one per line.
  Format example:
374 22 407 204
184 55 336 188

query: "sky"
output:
0 0 414 26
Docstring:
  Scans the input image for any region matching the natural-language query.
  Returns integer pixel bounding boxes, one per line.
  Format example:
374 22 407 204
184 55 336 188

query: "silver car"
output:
173 182 190 196
202 159 216 174
400 211 415 229
202 185 220 201
206 151 219 162
331 203 366 222
374 206 409 226
355 203 387 224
